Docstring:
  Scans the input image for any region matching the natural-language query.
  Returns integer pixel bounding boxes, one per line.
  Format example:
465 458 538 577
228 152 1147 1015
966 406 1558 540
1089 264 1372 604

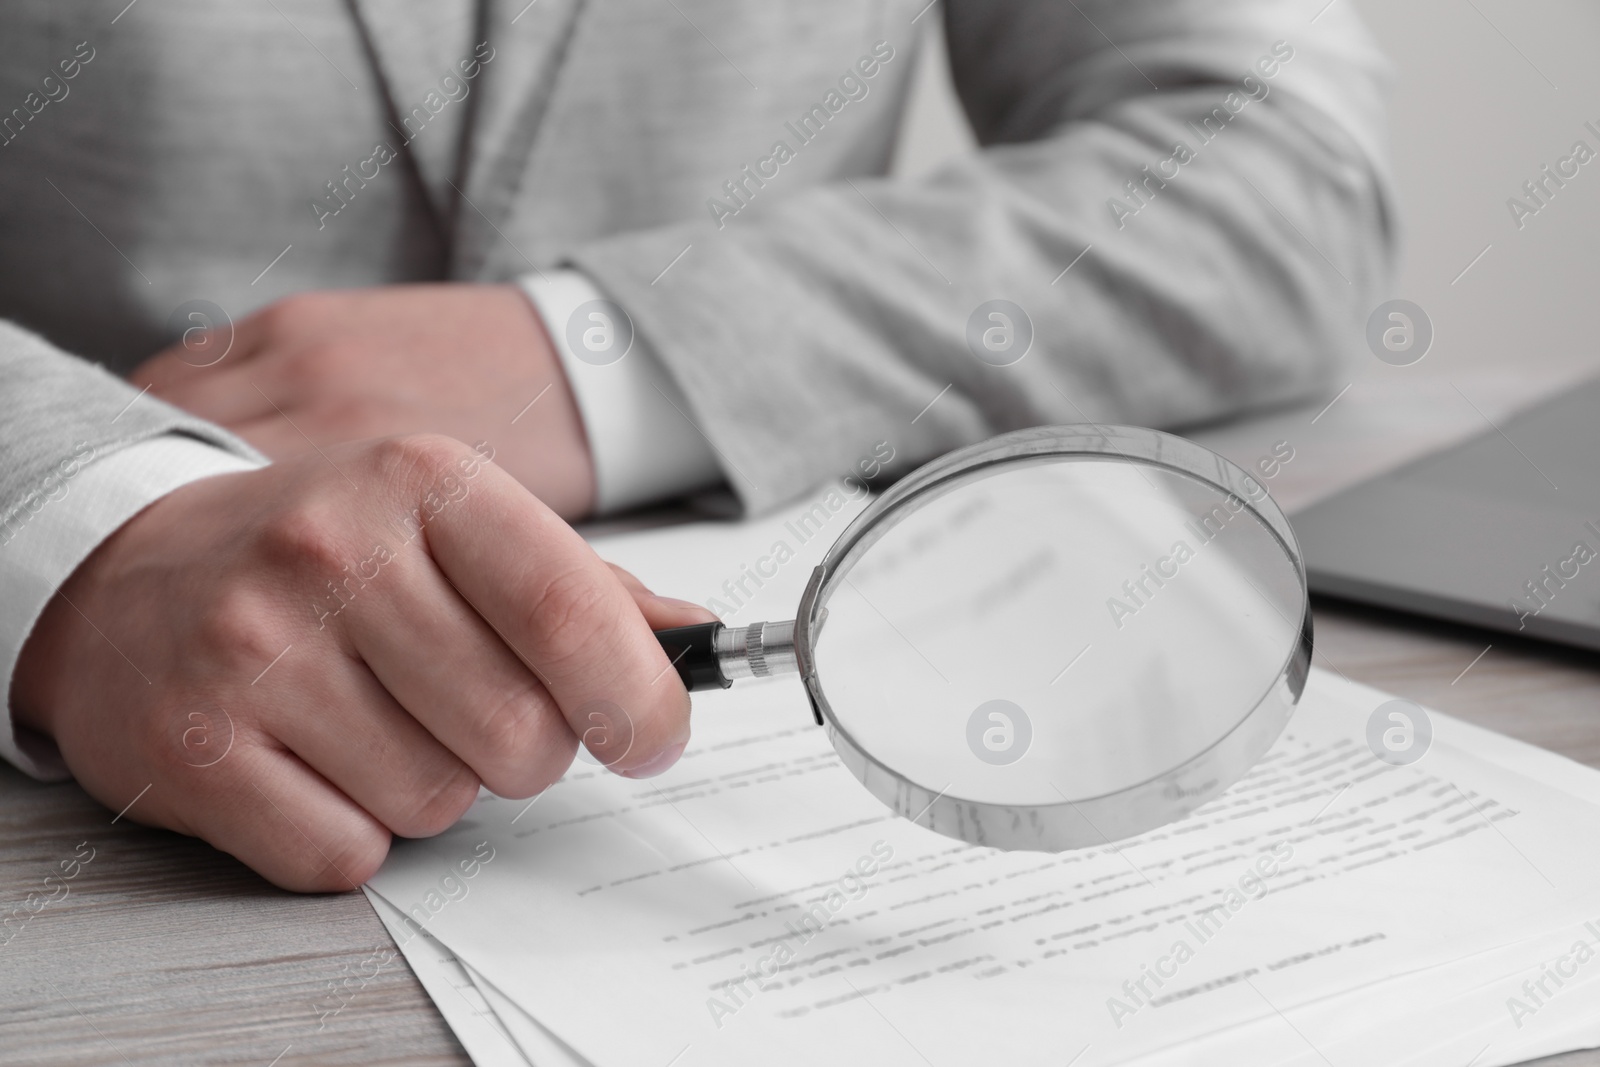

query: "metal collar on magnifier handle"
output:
654 619 800 691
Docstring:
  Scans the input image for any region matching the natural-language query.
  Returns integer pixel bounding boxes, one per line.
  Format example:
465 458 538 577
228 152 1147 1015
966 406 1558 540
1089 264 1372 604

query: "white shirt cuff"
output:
1 435 265 780
521 270 722 514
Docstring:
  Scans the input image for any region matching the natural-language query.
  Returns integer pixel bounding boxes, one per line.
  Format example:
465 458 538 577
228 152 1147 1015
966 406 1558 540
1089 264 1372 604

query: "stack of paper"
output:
363 488 1600 1067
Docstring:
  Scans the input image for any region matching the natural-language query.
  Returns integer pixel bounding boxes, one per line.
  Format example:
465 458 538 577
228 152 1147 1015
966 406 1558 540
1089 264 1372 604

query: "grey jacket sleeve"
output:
565 0 1395 514
0 321 261 542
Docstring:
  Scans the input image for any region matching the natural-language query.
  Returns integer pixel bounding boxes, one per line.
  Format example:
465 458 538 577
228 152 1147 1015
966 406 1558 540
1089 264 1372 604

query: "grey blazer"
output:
0 0 1392 519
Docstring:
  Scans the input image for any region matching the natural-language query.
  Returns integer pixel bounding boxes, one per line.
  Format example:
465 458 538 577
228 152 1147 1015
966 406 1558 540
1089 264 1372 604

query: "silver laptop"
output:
1291 378 1600 652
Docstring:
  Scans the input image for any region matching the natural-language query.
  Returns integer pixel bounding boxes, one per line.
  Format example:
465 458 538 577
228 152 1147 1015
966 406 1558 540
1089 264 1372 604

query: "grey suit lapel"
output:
343 0 480 243
343 0 587 279
449 0 587 279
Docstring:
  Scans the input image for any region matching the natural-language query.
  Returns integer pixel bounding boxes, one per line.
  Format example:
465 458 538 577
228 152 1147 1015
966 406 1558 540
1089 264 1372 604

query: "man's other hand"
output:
131 284 599 519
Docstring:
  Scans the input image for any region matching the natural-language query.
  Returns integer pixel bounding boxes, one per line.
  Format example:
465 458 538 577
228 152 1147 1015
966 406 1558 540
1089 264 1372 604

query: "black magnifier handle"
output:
653 620 799 692
654 623 730 691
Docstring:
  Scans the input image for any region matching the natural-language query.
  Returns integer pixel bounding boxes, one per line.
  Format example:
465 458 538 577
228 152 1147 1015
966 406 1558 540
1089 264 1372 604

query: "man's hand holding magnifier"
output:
10 434 712 892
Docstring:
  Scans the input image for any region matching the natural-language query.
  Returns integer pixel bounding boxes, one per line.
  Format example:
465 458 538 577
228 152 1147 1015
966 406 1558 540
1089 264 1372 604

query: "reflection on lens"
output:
810 455 1305 830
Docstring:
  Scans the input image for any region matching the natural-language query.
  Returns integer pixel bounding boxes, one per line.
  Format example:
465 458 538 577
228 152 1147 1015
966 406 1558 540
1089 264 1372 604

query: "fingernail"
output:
620 741 687 779
652 595 718 621
653 595 709 612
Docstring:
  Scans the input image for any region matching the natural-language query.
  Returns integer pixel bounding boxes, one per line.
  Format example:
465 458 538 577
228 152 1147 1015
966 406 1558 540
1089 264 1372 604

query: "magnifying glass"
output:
653 425 1311 853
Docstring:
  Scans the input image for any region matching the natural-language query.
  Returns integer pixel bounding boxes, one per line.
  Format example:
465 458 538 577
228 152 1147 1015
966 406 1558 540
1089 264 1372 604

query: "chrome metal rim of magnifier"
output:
652 424 1314 854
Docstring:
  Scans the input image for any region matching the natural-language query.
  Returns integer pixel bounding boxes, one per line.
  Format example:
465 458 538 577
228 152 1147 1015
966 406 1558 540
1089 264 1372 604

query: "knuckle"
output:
475 687 574 796
372 434 470 492
523 567 616 672
398 764 481 838
294 824 391 893
145 708 203 783
194 588 282 670
257 503 349 578
479 689 537 763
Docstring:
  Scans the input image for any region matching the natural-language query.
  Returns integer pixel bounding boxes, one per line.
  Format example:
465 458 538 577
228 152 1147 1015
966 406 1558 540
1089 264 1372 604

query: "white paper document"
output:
366 890 588 1067
365 491 1600 1067
364 891 530 1067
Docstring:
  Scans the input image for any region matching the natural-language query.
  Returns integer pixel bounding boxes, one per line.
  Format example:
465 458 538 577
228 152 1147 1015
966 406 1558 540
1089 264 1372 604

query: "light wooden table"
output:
4 374 1599 1066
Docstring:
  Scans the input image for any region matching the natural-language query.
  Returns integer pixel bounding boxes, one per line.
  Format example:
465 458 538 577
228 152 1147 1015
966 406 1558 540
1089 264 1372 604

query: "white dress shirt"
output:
523 272 721 513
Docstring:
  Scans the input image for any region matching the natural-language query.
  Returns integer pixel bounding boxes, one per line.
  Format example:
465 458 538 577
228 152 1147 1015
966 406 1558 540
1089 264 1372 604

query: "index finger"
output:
129 308 265 392
415 440 692 778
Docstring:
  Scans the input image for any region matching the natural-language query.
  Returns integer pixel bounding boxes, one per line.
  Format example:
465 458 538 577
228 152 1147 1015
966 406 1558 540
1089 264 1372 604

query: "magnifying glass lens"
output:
807 446 1307 849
